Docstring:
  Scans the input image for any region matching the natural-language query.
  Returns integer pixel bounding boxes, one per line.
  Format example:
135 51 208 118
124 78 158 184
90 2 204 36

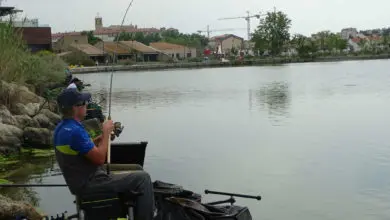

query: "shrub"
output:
61 51 95 67
0 23 66 91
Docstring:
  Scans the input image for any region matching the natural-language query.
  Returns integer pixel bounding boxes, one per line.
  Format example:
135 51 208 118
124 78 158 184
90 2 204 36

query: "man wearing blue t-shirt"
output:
53 88 155 220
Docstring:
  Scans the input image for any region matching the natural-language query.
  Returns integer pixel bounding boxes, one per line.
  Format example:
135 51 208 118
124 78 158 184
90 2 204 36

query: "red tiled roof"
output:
52 31 82 40
120 41 159 53
70 44 106 56
94 27 160 35
150 42 193 50
95 41 131 54
210 34 243 42
351 35 382 43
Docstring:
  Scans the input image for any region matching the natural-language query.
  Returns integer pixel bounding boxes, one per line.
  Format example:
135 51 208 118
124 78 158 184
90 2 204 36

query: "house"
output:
68 43 107 63
119 41 170 62
14 27 52 52
350 35 384 51
208 34 244 55
93 16 162 42
94 41 133 62
1 7 51 53
52 31 82 43
149 42 197 59
53 34 89 53
340 28 358 40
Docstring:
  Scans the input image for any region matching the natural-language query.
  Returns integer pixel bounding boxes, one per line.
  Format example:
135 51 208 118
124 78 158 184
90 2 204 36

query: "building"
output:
119 41 170 62
341 28 358 40
52 31 83 44
208 34 244 55
0 6 51 53
14 27 52 52
93 16 162 42
94 41 133 62
149 42 197 59
95 14 103 30
53 34 89 53
69 43 107 63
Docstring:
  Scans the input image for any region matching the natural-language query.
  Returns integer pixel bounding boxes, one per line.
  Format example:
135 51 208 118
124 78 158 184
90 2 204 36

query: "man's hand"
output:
103 120 114 135
93 135 102 146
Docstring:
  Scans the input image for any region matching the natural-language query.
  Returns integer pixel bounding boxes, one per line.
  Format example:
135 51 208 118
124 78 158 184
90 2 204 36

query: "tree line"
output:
250 10 390 57
114 29 209 48
251 10 350 57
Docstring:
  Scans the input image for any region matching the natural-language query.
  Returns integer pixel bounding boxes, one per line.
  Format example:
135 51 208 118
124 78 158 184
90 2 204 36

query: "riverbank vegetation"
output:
0 22 64 157
250 9 390 58
114 29 209 48
0 22 66 98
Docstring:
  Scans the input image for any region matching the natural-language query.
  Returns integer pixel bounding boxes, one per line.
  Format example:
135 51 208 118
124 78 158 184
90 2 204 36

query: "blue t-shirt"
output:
53 119 94 155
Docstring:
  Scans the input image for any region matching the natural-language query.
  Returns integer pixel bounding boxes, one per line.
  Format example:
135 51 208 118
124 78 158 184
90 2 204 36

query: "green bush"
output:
0 23 66 91
187 57 203 62
61 50 95 67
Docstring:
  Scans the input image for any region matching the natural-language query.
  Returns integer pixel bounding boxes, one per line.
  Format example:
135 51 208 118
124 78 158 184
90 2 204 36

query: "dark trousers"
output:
83 171 155 220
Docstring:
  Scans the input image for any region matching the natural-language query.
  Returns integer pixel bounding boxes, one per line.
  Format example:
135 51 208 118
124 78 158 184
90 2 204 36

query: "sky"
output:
6 0 390 40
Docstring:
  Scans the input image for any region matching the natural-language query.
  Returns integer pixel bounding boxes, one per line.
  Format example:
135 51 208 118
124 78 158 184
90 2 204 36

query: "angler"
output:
54 88 155 220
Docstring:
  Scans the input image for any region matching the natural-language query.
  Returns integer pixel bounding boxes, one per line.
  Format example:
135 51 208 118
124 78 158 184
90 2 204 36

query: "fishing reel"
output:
111 122 124 141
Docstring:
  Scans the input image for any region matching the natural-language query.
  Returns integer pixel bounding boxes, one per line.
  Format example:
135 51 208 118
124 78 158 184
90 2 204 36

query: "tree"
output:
290 34 318 57
314 31 331 51
81 31 101 45
325 33 347 53
251 10 292 56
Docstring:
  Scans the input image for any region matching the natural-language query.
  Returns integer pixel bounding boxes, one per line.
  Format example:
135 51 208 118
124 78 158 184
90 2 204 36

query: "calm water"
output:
11 60 390 219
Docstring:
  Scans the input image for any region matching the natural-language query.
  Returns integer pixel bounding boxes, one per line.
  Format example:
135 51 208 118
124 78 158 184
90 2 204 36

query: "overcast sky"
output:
7 0 390 39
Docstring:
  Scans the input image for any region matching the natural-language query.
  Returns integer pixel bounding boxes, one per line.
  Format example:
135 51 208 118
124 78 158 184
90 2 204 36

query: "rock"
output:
33 113 55 129
0 81 44 105
41 109 61 125
14 115 40 129
0 194 44 220
0 123 23 154
10 103 40 117
0 105 18 126
23 127 53 149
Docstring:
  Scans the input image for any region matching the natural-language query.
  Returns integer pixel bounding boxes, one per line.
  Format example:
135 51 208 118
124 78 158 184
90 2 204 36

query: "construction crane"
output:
197 25 246 39
218 11 262 40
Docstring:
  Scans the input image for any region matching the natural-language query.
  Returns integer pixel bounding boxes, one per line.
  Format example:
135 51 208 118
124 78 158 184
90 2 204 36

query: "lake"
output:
8 60 390 219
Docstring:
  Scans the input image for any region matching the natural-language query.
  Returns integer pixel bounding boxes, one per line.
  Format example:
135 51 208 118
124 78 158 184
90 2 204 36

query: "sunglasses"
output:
75 101 87 106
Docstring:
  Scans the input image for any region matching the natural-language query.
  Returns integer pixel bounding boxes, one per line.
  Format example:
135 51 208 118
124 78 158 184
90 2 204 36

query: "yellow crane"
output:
218 11 263 40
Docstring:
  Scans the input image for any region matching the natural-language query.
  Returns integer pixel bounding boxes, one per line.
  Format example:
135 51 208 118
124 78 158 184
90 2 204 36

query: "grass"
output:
0 22 66 107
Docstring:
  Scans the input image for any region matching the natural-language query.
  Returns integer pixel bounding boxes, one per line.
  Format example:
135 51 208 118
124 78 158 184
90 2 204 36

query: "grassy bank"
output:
0 23 64 163
0 23 66 99
70 53 390 74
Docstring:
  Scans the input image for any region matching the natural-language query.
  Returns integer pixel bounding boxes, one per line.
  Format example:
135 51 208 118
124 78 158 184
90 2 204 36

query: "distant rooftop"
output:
210 34 244 41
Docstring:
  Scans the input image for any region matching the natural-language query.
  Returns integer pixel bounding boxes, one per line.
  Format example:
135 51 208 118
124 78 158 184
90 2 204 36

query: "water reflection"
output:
249 82 291 123
0 157 55 207
94 88 244 109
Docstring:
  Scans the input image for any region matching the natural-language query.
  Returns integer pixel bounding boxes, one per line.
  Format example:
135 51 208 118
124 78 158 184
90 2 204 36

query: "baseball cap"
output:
57 88 91 108
70 78 81 83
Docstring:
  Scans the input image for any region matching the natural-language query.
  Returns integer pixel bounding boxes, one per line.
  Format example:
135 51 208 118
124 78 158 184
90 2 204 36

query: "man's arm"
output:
85 132 110 165
84 120 114 165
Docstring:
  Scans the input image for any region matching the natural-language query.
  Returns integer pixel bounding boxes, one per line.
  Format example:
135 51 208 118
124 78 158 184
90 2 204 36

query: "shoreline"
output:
70 54 390 74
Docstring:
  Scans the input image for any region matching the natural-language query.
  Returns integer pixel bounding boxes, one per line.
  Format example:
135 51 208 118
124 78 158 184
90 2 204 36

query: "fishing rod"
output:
0 184 68 187
106 0 136 175
205 190 261 200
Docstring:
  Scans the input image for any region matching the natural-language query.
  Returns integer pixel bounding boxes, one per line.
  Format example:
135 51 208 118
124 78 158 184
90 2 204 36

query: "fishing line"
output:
107 0 136 175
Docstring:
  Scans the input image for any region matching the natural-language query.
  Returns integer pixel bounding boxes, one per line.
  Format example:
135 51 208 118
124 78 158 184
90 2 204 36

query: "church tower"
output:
95 13 103 30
